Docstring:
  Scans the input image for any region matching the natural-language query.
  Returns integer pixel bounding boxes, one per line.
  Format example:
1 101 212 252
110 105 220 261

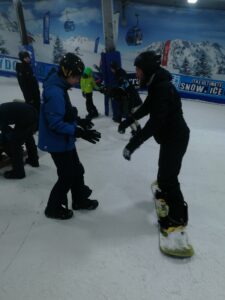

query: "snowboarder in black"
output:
0 102 39 179
16 51 40 113
119 51 190 231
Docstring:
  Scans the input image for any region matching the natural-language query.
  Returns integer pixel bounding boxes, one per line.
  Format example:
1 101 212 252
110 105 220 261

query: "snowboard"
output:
151 181 194 258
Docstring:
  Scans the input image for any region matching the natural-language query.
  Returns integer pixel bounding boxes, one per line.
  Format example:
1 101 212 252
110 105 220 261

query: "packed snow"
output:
0 76 225 300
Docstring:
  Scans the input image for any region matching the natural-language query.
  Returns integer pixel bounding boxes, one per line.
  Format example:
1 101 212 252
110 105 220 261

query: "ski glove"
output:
76 127 101 144
123 133 144 160
77 117 94 130
118 116 135 134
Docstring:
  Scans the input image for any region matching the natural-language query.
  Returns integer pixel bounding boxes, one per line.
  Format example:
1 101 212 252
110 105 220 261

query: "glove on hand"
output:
118 116 135 134
77 117 94 130
122 133 143 160
76 127 101 144
82 92 86 98
99 86 106 94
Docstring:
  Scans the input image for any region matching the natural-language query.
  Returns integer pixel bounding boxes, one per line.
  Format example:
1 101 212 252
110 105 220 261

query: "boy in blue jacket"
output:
38 53 101 220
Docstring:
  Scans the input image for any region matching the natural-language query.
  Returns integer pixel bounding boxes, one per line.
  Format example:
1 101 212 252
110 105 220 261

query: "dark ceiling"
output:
120 0 225 10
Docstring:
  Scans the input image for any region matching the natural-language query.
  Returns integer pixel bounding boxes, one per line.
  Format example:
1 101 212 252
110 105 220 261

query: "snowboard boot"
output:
72 199 99 210
158 198 188 231
153 184 188 230
45 205 73 220
155 190 170 219
4 170 25 179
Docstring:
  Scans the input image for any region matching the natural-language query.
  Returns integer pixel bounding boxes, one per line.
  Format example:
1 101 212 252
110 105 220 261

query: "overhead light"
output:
188 0 198 3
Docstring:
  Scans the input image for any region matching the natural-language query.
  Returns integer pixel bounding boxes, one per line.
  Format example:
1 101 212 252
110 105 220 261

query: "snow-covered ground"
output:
0 76 225 300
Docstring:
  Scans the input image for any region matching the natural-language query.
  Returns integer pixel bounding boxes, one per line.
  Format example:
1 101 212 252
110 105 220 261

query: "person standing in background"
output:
80 67 100 119
16 51 41 113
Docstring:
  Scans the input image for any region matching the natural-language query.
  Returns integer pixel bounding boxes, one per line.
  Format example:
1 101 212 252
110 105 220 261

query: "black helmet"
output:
18 51 30 61
134 51 161 79
59 53 85 77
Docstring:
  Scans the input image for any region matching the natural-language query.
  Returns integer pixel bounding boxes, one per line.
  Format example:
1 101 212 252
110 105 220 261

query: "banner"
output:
172 74 225 103
0 55 18 75
43 11 50 44
161 40 170 66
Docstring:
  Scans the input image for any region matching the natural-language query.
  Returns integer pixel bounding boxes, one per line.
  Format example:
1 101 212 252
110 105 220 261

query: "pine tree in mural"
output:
53 36 65 64
194 51 212 78
180 57 191 75
0 35 9 54
218 57 225 74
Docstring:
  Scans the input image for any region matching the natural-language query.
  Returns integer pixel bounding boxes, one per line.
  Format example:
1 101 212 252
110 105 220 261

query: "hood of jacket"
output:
43 71 71 91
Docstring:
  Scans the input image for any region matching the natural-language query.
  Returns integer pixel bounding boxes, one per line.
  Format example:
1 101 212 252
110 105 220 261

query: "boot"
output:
45 205 73 220
25 158 39 167
4 170 25 179
72 199 99 210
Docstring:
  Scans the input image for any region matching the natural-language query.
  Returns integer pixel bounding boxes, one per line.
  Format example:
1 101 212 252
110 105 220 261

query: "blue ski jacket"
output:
38 71 77 152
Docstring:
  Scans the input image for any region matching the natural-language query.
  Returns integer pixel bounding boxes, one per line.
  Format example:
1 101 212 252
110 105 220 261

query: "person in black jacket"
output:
16 51 40 113
0 102 39 179
118 51 190 231
110 61 142 135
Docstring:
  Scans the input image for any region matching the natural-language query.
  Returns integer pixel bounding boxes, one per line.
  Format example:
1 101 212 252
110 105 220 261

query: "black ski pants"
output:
47 148 90 210
157 132 189 210
85 93 98 114
7 123 38 176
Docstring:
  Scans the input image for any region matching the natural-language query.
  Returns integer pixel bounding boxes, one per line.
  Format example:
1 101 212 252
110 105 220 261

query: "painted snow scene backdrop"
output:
1 1 225 80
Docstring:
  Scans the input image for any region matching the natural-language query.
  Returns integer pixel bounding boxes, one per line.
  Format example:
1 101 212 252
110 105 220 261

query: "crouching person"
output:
0 102 39 179
38 53 101 220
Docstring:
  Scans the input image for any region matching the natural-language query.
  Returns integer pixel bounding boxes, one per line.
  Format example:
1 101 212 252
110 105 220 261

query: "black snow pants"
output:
157 131 189 225
47 148 91 210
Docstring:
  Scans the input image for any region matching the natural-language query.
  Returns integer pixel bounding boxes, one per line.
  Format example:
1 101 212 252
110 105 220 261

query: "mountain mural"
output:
144 39 225 79
0 12 18 32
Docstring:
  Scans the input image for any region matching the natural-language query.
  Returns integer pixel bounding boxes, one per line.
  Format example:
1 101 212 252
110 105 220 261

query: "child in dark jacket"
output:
109 61 142 136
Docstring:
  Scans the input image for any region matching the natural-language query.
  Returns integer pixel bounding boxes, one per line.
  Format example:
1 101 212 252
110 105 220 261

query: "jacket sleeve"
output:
43 87 76 136
80 77 85 92
91 76 100 90
133 83 171 142
132 95 150 120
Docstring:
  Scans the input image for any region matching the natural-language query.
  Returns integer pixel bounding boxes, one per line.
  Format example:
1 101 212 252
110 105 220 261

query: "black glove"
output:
75 127 101 144
118 116 135 134
77 117 94 130
82 92 86 98
123 133 143 160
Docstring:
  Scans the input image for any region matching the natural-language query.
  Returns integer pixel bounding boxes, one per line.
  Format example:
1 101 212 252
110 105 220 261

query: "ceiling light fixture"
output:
187 0 198 3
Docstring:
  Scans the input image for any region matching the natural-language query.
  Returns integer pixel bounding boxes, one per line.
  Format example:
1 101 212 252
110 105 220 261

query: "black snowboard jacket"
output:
132 67 190 144
16 61 40 110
